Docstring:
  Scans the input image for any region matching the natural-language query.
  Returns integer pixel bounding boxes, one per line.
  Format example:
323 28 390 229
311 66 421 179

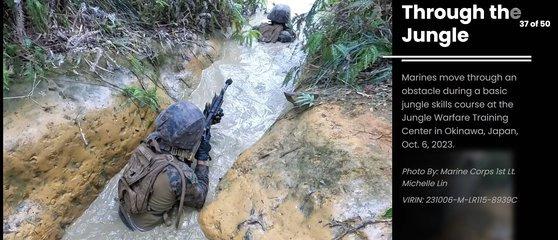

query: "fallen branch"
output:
75 117 89 147
3 74 42 100
66 30 99 49
356 91 372 98
103 52 121 69
92 71 123 91
356 130 385 140
29 98 48 110
89 48 104 72
327 218 392 240
280 146 301 158
117 42 141 55
259 149 277 159
84 58 113 73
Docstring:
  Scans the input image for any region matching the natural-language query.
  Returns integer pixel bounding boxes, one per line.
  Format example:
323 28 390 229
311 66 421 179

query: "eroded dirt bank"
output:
2 39 221 240
3 104 160 239
200 99 393 240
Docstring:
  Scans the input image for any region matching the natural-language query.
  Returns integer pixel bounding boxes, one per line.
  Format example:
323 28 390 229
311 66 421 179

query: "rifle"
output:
189 78 233 160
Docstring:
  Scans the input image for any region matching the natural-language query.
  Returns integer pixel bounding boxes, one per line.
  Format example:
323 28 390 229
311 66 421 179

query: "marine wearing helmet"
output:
118 101 215 231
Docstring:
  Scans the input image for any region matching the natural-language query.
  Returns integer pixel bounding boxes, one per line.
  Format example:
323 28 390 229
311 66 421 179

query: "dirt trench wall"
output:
199 102 393 240
3 103 159 239
2 39 222 240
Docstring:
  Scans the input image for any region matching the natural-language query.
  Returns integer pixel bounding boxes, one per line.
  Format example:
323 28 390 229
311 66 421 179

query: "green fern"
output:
383 208 392 218
155 0 169 7
2 0 267 93
288 0 392 87
24 62 35 82
122 86 160 111
307 32 325 56
3 39 46 89
240 0 267 15
33 45 47 63
232 29 261 46
56 13 71 28
3 60 9 91
367 65 392 83
283 66 301 86
227 0 266 42
229 1 247 33
23 38 33 49
295 93 315 107
127 54 144 76
25 0 49 32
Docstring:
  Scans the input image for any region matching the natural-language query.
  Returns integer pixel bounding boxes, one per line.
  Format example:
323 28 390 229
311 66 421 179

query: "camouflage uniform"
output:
257 4 295 43
118 101 210 231
166 162 209 209
119 156 209 232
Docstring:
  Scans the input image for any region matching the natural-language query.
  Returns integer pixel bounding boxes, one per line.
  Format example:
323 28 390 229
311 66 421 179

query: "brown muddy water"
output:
62 2 314 239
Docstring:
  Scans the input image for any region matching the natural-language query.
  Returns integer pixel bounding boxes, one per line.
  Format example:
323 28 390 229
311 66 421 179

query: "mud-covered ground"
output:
200 86 393 240
3 4 394 237
3 105 158 239
2 39 220 240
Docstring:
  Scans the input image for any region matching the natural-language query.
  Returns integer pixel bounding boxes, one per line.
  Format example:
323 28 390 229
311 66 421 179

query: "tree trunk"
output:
15 0 25 42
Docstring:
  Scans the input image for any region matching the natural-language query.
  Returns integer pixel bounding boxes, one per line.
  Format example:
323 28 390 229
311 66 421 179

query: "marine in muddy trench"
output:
117 100 222 232
257 4 296 43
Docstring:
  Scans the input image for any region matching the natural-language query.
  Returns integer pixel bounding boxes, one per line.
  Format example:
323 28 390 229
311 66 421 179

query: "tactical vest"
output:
118 139 187 229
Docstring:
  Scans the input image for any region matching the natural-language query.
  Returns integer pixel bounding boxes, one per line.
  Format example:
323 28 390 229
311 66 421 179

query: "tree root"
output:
236 208 267 236
326 217 392 240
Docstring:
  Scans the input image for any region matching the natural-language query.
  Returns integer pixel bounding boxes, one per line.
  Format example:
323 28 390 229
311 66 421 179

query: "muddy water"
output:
63 2 313 239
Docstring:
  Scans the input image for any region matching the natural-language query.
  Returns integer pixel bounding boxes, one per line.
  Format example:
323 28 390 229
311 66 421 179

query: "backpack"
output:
118 139 187 229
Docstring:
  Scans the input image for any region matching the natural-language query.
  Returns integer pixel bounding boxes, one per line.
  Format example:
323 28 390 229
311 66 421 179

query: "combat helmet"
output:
267 4 291 24
150 101 205 157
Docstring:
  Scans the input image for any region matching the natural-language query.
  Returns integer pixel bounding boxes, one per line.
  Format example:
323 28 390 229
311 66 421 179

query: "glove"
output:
212 108 224 125
195 134 212 161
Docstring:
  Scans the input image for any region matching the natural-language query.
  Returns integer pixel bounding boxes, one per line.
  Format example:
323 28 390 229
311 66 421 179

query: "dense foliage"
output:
2 0 265 91
286 0 392 88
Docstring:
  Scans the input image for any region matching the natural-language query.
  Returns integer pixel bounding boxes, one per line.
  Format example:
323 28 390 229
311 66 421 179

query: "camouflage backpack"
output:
118 139 187 229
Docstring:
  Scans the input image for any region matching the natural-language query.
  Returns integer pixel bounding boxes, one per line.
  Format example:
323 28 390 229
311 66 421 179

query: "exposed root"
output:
236 208 267 233
326 217 392 240
280 146 301 158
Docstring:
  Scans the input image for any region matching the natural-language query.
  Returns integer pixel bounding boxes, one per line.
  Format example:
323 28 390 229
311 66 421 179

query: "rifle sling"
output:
167 160 187 229
147 139 188 229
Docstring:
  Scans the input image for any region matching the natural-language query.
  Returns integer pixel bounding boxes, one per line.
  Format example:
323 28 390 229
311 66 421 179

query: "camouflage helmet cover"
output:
267 4 291 24
155 101 205 150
